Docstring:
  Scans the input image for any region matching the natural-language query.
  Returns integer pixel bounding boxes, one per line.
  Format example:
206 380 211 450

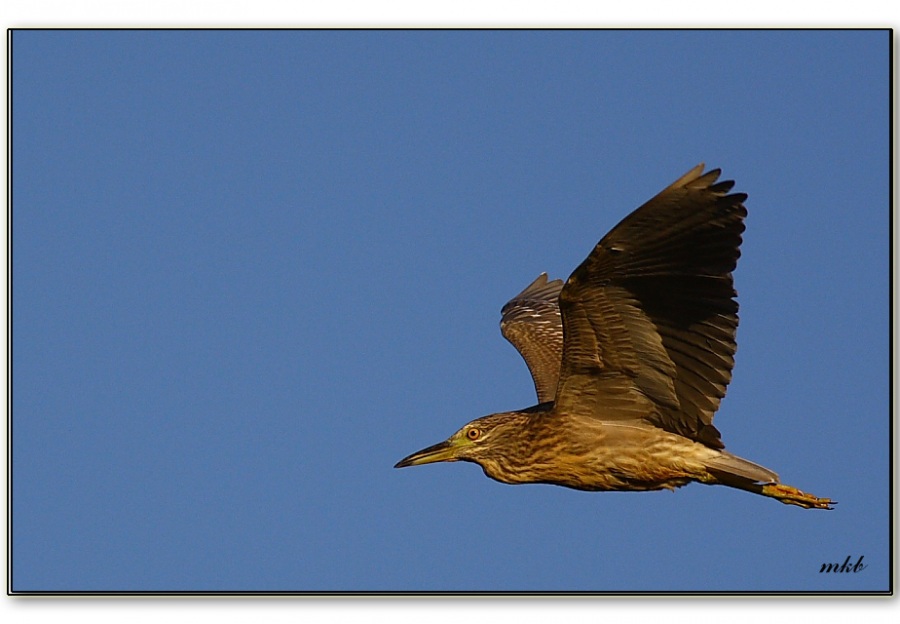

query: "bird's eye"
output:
466 428 481 441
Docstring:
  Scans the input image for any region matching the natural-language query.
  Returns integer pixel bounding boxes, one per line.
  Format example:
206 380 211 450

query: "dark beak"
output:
394 439 459 468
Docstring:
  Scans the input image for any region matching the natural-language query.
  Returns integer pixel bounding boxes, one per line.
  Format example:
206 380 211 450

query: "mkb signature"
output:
820 555 866 573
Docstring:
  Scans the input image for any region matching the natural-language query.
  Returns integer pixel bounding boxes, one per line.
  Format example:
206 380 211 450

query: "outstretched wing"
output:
553 164 747 449
500 273 565 403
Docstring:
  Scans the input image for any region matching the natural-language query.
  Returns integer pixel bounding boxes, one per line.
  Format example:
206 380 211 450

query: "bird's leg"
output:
761 483 835 510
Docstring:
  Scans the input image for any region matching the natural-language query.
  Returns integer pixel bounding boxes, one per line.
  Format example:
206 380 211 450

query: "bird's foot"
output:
762 483 835 510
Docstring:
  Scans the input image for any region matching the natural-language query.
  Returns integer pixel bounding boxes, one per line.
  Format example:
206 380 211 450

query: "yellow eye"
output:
466 428 481 441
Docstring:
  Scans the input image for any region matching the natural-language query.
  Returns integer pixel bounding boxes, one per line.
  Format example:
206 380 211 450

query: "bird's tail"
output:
705 452 834 510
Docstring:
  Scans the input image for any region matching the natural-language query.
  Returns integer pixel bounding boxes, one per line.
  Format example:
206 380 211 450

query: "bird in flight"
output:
395 164 833 509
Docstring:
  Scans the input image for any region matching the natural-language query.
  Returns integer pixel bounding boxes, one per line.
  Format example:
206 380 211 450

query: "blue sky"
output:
10 29 890 593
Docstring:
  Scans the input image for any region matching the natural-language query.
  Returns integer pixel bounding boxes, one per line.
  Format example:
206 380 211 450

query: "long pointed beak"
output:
394 439 459 468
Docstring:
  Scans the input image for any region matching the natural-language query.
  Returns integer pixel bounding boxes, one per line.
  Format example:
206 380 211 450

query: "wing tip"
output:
670 163 707 188
506 273 564 304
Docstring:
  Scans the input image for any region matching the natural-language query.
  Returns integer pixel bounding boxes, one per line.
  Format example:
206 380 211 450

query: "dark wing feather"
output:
554 164 747 448
500 273 564 403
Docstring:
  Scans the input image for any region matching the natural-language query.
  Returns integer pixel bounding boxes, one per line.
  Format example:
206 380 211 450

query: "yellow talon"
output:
762 483 835 510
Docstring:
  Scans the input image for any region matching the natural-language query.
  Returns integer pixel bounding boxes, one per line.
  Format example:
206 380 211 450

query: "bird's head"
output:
394 412 533 480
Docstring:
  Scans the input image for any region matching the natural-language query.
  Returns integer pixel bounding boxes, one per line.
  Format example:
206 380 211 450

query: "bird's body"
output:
459 409 721 492
395 165 833 510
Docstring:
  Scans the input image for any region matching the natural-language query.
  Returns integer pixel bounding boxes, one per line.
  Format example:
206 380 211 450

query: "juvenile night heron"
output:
395 164 833 510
